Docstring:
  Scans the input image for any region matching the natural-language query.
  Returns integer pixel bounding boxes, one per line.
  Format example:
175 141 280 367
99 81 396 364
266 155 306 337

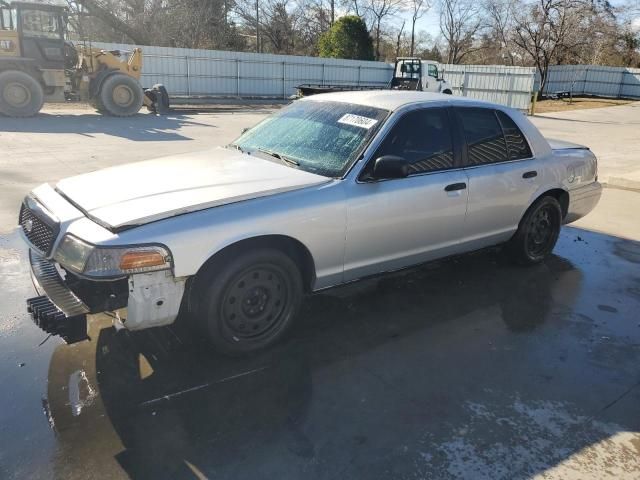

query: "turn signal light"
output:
119 251 166 271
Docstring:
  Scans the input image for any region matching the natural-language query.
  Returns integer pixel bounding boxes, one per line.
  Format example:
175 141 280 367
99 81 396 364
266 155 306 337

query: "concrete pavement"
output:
0 105 275 233
0 102 639 479
530 102 640 191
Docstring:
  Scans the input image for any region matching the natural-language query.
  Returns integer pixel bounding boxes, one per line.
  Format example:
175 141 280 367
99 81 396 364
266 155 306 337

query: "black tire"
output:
508 196 562 265
90 96 106 113
151 84 170 114
195 249 303 355
442 89 453 95
0 70 44 117
97 73 143 117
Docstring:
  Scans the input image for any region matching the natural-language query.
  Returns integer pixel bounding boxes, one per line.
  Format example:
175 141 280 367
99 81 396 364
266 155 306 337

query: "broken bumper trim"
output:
26 295 88 344
28 249 90 344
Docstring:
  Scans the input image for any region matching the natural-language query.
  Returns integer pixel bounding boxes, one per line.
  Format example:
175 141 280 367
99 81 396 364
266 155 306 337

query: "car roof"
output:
302 90 500 112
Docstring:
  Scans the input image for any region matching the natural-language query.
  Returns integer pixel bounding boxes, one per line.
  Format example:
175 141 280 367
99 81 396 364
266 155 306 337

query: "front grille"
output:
29 249 89 316
19 199 59 255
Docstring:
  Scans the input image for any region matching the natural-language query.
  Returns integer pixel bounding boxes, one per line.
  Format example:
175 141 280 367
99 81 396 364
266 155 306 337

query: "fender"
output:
521 183 569 222
198 232 317 279
88 67 119 98
0 57 44 85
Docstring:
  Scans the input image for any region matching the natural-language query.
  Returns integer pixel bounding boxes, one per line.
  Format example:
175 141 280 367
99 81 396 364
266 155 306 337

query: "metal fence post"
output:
507 72 515 108
282 62 286 99
617 69 625 99
582 66 589 95
185 55 191 96
462 70 469 97
357 66 361 86
236 59 240 97
321 64 325 86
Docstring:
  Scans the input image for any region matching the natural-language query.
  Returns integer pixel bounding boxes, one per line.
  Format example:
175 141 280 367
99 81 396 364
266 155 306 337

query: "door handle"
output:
523 171 538 179
444 182 467 192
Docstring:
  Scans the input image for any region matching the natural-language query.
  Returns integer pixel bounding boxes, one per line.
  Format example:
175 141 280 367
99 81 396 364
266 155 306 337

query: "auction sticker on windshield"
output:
338 113 378 129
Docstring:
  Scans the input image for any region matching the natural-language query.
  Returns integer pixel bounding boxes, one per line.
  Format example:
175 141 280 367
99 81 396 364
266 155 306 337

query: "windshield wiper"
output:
230 143 244 153
256 148 300 167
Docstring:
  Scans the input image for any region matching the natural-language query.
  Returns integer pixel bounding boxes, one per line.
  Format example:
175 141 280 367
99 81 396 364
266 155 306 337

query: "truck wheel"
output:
98 73 143 117
442 89 452 95
0 70 44 117
508 196 562 265
196 249 303 355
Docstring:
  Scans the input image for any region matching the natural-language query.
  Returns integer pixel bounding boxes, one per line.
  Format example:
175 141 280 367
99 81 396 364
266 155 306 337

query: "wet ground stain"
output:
0 226 639 479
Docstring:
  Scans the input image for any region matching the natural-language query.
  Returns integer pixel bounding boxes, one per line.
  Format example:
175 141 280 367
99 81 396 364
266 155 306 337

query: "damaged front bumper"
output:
28 250 91 344
27 249 187 343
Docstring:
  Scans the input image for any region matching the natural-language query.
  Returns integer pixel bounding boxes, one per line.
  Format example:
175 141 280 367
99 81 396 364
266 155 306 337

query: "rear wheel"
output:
508 196 562 265
442 89 452 95
97 73 143 117
0 70 44 117
195 249 303 355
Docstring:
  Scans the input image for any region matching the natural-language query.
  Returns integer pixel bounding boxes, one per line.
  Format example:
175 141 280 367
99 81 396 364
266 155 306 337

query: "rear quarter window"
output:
496 110 532 160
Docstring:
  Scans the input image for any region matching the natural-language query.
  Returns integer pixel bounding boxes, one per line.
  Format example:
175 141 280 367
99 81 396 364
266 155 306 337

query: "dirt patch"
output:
534 97 633 114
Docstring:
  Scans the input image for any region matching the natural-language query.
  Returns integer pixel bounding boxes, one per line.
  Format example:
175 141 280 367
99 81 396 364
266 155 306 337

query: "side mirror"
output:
372 155 409 180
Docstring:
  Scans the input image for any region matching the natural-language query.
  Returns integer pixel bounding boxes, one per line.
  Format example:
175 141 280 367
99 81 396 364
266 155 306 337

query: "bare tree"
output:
63 0 635 66
512 0 591 93
409 0 432 56
235 0 303 54
395 20 406 57
368 0 404 59
439 0 484 63
483 0 517 65
76 0 150 44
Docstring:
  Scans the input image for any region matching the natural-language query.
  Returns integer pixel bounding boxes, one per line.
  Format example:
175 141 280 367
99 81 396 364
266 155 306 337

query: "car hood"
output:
55 147 331 230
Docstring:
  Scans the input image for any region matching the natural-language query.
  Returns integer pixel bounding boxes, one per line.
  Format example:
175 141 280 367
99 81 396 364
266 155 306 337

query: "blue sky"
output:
402 7 441 38
395 0 638 43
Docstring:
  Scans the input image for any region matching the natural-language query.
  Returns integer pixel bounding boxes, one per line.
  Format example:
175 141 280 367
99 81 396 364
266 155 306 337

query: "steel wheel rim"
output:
221 265 289 340
3 82 31 108
526 205 557 257
112 84 134 107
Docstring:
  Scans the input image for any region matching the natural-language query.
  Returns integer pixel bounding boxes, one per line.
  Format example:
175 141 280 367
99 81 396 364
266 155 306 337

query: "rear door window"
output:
496 110 532 160
456 108 508 166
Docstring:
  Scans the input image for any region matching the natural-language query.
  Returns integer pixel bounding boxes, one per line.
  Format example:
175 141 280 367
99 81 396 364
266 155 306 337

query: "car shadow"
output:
0 112 215 141
42 227 640 479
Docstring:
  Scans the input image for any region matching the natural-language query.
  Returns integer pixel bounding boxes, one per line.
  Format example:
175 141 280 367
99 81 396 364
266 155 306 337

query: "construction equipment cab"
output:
391 58 453 95
0 1 167 117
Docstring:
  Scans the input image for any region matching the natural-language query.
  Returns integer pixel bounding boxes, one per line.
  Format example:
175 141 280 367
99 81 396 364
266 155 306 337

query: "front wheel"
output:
97 73 143 117
0 70 44 117
508 196 562 265
195 249 303 355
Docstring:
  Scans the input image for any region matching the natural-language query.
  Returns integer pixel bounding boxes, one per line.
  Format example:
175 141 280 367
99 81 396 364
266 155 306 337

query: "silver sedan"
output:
20 91 601 354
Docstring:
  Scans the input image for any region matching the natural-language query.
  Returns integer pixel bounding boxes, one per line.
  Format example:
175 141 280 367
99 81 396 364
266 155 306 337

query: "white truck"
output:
296 58 453 97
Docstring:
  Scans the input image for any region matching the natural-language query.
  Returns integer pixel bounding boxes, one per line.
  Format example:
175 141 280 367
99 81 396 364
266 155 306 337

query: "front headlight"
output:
54 235 172 278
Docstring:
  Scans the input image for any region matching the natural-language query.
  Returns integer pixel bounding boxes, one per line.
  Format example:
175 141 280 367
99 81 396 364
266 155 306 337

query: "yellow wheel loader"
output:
0 1 168 117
